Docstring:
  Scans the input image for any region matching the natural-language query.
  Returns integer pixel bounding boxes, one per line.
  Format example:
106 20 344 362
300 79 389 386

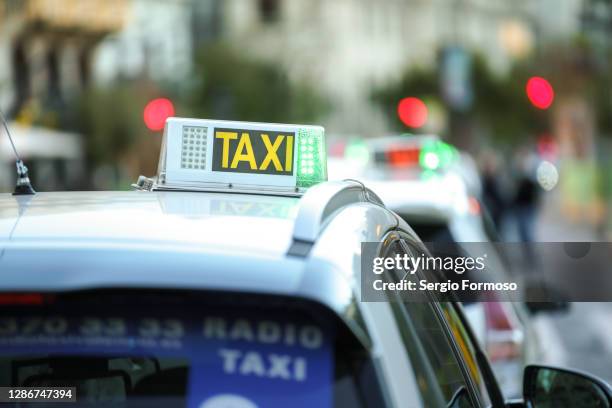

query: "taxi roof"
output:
0 183 396 350
365 174 470 220
0 191 300 257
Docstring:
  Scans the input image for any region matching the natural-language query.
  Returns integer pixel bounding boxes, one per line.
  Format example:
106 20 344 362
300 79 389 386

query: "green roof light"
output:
422 152 441 170
296 127 327 188
419 140 458 171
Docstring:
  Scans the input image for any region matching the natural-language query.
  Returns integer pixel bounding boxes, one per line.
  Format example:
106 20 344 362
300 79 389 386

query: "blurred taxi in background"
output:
329 135 559 397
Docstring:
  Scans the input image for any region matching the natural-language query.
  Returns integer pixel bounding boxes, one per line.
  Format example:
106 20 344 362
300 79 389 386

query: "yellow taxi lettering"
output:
230 133 257 170
285 135 294 172
259 134 284 171
216 131 238 168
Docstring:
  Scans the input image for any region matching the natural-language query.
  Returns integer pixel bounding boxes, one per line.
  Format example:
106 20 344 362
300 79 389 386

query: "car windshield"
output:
0 291 384 408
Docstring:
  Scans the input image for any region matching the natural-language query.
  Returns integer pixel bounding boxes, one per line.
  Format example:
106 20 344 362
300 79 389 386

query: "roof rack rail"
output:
287 180 384 257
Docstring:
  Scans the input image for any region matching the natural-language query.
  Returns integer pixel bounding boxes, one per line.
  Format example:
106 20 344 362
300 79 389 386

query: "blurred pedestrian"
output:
480 151 506 232
513 151 540 243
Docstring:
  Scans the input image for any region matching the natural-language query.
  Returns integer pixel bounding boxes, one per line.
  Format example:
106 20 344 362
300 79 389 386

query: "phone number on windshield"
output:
0 387 76 402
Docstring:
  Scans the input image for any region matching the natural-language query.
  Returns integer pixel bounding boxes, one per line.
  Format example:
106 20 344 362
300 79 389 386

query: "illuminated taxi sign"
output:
212 128 294 175
157 118 326 194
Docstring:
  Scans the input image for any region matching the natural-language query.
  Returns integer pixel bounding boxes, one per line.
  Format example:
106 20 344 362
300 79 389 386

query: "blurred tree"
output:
62 81 169 189
372 66 438 132
471 57 546 142
532 37 611 138
188 44 328 124
58 44 328 187
594 75 612 135
372 53 547 144
69 84 149 167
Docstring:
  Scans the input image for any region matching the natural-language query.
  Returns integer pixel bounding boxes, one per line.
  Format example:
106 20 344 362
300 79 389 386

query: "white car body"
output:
329 155 544 398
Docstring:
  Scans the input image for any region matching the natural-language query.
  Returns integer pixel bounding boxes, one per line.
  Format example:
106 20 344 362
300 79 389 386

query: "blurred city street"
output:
534 190 612 384
540 302 612 384
1 0 612 403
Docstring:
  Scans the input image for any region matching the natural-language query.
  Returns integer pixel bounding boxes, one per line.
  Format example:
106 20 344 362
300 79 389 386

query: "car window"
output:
438 302 495 407
0 291 386 408
392 300 478 408
399 216 455 243
401 239 499 408
380 242 477 408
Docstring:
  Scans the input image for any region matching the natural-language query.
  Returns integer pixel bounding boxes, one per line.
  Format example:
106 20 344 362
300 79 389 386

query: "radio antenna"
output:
0 109 36 195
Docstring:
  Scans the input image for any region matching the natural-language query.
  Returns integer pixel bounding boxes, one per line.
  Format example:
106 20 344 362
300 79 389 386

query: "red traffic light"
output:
526 77 554 110
397 97 428 128
144 98 175 131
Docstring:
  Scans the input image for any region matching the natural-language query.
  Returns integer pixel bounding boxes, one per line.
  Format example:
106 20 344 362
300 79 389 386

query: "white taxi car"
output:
0 119 609 408
329 136 549 398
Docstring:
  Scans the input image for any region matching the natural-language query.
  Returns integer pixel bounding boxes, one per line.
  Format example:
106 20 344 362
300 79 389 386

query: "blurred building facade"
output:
92 0 194 85
215 0 538 135
0 0 127 120
533 0 584 41
0 0 128 191
1 0 606 193
0 0 197 191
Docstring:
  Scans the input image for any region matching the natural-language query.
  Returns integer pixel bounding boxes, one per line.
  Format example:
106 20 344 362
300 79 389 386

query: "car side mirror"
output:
524 365 612 407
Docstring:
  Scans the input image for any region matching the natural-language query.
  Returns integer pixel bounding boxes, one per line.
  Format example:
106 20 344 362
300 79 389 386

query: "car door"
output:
403 235 506 407
378 234 504 407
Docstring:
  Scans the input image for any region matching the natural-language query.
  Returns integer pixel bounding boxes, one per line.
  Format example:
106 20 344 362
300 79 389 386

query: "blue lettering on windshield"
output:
0 311 333 408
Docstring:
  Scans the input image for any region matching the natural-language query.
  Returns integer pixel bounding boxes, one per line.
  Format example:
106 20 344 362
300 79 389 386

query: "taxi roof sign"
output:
154 118 327 195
